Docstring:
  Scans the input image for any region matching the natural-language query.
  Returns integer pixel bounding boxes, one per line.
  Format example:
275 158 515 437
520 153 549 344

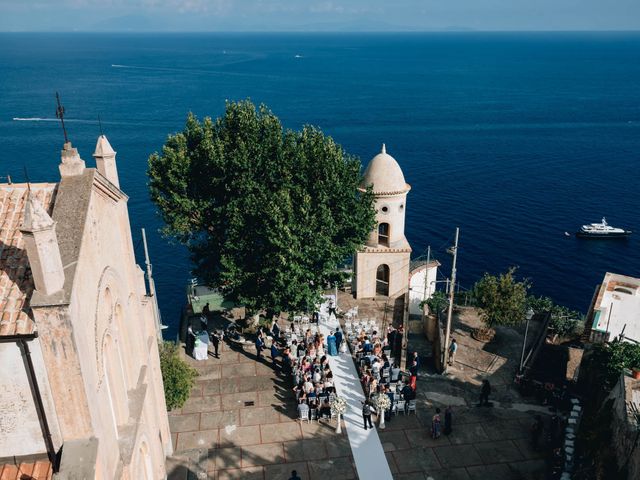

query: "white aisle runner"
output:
319 315 393 480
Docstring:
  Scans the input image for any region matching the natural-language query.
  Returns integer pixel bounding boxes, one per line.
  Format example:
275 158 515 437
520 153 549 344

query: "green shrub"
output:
159 341 199 411
419 290 448 315
527 295 584 338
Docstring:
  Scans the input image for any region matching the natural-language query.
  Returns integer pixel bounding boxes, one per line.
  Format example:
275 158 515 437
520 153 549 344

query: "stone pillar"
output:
59 142 86 177
20 192 65 296
93 135 120 188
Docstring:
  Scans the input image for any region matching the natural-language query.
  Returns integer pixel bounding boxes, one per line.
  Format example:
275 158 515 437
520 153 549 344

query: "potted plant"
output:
330 396 347 433
632 367 640 380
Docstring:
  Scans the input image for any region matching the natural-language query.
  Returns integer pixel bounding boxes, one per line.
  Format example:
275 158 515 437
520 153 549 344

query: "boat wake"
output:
13 117 96 124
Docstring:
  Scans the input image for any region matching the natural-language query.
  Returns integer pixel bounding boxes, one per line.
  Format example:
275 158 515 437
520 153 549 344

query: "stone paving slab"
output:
307 456 356 480
474 439 524 464
466 463 515 480
282 438 329 462
201 410 239 430
393 447 442 473
215 466 263 480
207 447 241 472
218 425 262 448
169 413 200 433
181 394 222 413
176 429 218 451
379 430 411 452
241 443 286 467
433 444 484 469
260 422 303 443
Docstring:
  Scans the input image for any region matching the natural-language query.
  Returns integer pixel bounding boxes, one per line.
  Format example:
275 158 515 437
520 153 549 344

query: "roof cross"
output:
55 92 69 144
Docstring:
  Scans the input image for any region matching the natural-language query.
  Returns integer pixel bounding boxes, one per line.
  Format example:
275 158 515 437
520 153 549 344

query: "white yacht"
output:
576 217 632 238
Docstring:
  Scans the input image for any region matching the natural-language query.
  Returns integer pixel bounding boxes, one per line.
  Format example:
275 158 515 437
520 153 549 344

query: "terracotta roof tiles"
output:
0 183 57 336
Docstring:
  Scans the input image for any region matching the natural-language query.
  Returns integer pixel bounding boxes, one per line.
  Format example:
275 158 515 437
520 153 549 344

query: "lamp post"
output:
519 307 535 373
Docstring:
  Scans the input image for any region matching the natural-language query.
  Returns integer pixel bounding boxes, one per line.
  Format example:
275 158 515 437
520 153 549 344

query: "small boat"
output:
576 217 632 238
564 232 571 237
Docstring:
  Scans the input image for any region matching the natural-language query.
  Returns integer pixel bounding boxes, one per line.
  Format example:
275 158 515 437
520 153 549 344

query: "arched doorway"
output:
378 223 390 247
376 264 390 296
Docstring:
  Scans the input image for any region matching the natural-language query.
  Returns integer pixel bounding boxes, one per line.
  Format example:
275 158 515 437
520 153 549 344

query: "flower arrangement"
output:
330 396 348 416
374 393 391 412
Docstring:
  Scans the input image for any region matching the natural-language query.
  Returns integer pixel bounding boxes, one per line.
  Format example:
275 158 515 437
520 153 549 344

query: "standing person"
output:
270 342 280 366
448 338 458 366
186 324 196 357
328 300 337 317
334 327 343 352
479 379 491 406
362 399 374 430
270 319 281 340
202 302 210 317
531 415 544 451
444 406 453 435
327 331 338 356
288 470 302 480
412 351 421 371
431 408 442 439
255 335 265 359
409 360 418 391
210 330 220 358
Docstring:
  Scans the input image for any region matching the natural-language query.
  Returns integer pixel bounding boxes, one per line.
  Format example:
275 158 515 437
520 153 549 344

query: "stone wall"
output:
609 373 640 479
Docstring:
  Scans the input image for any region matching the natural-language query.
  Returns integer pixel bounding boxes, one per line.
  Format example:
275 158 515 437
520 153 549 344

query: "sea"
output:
1 32 639 339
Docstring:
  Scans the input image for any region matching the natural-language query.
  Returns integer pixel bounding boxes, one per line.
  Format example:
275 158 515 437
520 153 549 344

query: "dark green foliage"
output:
421 290 448 315
471 267 530 328
592 341 640 390
527 295 584 338
159 341 198 411
148 100 376 314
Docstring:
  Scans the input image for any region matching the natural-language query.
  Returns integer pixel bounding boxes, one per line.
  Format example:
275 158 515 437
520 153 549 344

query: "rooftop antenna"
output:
98 114 104 136
55 92 69 144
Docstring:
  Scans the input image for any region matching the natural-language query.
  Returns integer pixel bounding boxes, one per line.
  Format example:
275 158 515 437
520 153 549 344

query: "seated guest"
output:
363 337 373 353
320 399 332 419
391 363 401 382
401 381 415 401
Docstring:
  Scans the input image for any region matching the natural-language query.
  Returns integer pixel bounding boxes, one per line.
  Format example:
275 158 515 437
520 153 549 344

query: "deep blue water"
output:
1 33 639 339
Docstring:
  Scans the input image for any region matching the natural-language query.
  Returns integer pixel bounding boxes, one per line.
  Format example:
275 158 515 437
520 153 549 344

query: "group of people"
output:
349 327 423 427
289 331 340 422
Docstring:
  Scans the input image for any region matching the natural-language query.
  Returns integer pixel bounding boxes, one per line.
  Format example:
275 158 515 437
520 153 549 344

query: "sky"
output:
1 0 639 32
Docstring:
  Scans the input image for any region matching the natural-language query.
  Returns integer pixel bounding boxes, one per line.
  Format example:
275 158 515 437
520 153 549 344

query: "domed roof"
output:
360 144 411 195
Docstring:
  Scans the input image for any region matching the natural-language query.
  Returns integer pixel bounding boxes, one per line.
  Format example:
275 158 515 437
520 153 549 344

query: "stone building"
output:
0 137 171 478
353 145 412 299
585 272 640 343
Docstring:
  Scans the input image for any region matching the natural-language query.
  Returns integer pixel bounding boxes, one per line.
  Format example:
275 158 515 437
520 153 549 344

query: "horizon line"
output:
1 29 640 34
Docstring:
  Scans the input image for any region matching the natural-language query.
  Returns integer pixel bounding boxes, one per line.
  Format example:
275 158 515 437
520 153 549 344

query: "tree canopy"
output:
472 267 530 328
148 100 375 314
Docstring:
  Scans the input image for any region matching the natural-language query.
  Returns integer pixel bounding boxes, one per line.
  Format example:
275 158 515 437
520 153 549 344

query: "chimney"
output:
20 191 65 295
93 135 119 188
59 142 86 177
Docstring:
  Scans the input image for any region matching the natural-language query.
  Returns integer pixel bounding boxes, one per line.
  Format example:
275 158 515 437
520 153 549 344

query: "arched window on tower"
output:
378 223 390 247
376 264 390 296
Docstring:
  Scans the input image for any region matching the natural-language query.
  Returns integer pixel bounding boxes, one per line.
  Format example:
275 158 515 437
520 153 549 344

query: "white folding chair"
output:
395 400 406 415
407 400 417 415
298 406 310 423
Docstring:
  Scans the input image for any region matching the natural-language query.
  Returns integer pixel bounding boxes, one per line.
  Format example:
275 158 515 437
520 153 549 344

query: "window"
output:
378 223 390 247
376 264 390 296
381 205 389 213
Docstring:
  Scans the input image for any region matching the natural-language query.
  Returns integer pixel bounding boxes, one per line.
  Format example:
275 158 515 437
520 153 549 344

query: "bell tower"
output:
353 144 412 298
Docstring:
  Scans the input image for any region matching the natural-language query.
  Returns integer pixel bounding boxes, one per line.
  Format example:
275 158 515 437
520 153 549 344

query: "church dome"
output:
360 144 411 195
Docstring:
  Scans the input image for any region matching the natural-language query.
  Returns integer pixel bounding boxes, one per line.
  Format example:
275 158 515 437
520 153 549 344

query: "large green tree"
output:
148 100 375 314
472 267 530 328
